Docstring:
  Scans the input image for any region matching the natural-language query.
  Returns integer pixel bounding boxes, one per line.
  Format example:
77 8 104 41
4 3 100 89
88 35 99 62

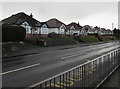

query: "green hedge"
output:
43 37 76 46
79 35 100 43
2 25 26 42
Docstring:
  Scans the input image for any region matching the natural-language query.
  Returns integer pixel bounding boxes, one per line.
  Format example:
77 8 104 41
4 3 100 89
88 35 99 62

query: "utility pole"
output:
112 23 114 30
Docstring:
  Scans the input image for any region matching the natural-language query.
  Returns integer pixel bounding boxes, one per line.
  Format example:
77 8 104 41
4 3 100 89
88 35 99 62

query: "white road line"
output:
60 51 88 60
60 46 107 60
0 63 40 75
60 54 79 60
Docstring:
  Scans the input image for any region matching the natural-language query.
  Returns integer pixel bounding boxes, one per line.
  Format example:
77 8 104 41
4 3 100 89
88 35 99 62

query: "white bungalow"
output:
39 18 67 37
67 22 87 36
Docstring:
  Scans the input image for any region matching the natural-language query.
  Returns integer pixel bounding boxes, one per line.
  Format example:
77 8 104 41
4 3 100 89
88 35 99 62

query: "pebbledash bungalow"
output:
67 22 87 36
40 18 68 37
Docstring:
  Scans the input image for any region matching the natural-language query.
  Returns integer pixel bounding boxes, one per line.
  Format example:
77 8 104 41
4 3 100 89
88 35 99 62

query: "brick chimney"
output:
30 13 33 18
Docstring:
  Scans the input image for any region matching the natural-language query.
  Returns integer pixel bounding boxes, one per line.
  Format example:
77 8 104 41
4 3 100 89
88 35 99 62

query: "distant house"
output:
2 12 41 38
67 22 80 35
87 26 101 35
83 25 112 36
106 29 113 35
67 22 86 36
83 25 92 35
66 24 75 35
98 28 106 35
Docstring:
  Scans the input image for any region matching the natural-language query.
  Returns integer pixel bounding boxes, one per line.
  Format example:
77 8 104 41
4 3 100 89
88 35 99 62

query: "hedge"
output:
79 35 100 43
2 25 26 42
43 37 77 46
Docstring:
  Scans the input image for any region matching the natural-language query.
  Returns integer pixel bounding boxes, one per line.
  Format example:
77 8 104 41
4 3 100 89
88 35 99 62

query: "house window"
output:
26 27 29 33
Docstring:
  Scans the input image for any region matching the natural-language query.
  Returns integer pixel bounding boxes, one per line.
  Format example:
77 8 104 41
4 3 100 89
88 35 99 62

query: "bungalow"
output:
2 12 41 38
67 22 86 36
40 18 67 37
66 24 75 35
87 26 101 35
98 28 106 35
67 22 80 35
106 29 113 35
83 25 110 36
83 25 92 35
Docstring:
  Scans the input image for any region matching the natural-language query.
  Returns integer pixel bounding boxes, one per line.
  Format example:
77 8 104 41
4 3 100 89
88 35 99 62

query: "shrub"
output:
48 32 58 38
79 35 99 43
2 25 26 42
43 37 76 46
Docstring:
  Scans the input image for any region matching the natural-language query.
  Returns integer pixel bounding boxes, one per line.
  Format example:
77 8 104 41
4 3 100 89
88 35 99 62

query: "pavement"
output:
1 41 120 88
100 66 120 88
2 41 106 59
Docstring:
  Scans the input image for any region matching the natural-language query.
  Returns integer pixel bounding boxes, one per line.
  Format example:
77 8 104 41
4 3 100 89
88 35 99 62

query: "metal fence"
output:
30 48 120 89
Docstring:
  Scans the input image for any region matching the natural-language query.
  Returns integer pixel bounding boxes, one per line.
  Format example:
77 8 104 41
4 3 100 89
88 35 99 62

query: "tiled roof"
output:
2 12 41 27
45 18 66 28
67 22 82 30
83 25 91 31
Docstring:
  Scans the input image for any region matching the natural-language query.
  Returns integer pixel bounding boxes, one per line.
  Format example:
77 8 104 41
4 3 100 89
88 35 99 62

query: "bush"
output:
48 32 58 38
2 25 26 42
79 35 99 43
43 37 76 46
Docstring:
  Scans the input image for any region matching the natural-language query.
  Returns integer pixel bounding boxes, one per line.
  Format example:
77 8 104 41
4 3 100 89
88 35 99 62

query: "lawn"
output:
79 35 100 43
99 36 111 42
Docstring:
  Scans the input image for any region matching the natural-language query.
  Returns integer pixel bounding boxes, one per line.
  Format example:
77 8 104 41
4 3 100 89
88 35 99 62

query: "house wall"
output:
66 27 75 35
25 34 33 38
38 34 48 38
73 30 79 35
48 28 59 34
60 24 66 34
40 24 66 35
60 28 65 34
41 27 49 34
66 30 70 35
36 27 41 34
21 25 31 34
41 28 66 34
69 30 74 35
80 28 87 35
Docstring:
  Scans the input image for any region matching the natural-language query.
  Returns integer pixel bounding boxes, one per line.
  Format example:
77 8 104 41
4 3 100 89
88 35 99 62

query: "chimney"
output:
78 22 79 25
30 13 33 18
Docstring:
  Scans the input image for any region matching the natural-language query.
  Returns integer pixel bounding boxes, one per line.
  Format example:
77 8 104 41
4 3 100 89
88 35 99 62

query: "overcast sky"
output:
1 2 118 29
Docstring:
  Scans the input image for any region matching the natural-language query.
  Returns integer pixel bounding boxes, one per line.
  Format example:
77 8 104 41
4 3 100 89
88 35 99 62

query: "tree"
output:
113 28 120 39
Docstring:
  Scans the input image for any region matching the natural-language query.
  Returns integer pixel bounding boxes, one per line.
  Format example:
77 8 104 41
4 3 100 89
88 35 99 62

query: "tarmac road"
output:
1 41 120 88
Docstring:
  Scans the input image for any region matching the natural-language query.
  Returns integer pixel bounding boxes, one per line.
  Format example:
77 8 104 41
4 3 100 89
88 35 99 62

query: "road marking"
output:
68 77 82 81
60 54 79 60
0 63 40 75
60 44 114 60
57 80 74 86
45 83 62 88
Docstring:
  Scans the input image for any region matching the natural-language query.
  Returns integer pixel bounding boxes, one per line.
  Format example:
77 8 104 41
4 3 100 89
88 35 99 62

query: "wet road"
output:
1 41 120 88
